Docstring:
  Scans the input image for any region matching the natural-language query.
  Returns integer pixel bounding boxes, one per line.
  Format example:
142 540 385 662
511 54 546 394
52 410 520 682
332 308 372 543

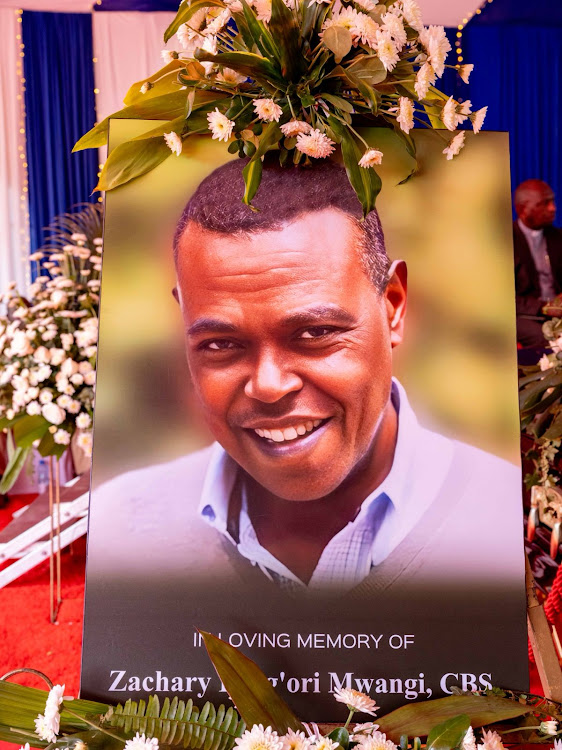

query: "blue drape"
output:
463 2 562 222
23 11 98 255
94 0 179 9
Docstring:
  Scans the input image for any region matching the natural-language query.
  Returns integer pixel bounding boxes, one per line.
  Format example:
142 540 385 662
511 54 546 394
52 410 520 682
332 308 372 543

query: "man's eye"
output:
299 327 335 339
200 339 238 351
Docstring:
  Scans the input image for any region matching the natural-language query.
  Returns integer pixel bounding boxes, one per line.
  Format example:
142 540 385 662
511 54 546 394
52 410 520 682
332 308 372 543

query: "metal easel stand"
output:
48 456 62 624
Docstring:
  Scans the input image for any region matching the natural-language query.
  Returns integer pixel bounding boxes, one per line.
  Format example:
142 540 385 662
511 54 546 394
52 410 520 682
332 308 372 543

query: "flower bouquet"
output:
0 204 101 493
0 633 558 750
73 0 487 215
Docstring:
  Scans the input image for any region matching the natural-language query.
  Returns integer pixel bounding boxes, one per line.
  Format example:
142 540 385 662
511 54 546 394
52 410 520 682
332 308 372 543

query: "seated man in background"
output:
513 179 562 348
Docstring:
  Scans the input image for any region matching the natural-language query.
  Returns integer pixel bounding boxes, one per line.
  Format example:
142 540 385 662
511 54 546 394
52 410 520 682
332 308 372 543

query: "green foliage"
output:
426 715 470 750
107 694 245 750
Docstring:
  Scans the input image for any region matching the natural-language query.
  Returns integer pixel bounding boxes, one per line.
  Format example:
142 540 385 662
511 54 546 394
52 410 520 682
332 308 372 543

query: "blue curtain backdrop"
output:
22 11 98 256
463 0 562 224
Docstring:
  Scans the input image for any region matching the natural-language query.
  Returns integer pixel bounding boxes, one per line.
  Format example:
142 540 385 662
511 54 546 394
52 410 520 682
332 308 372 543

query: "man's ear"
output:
384 260 407 347
172 286 179 303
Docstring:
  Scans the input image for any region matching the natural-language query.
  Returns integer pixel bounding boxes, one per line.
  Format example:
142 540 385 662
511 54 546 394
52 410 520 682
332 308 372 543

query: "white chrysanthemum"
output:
375 30 400 71
354 732 397 750
207 108 235 142
359 148 383 168
20 744 30 750
414 62 434 99
381 11 406 49
205 8 231 35
471 106 488 134
35 714 58 743
442 131 466 160
33 346 51 364
39 389 54 404
67 399 81 414
76 412 92 429
396 96 414 133
57 394 72 409
54 429 71 446
457 63 474 84
280 120 312 137
61 332 74 351
324 7 360 35
42 402 65 425
254 0 272 22
441 96 460 131
124 732 159 750
282 729 312 750
461 727 477 750
216 67 247 85
76 431 93 457
235 724 284 750
402 0 423 32
554 739 562 750
351 724 379 741
479 730 505 750
254 98 283 122
540 721 558 736
296 129 335 158
225 0 244 11
311 740 339 750
354 0 377 11
333 687 379 715
419 25 451 77
71 233 87 242
164 132 183 156
26 401 41 416
353 14 379 47
10 330 33 356
161 49 178 64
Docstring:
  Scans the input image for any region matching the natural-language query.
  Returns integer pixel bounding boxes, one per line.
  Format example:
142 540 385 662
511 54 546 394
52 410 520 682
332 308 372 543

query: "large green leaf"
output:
346 55 387 85
12 414 50 449
323 26 353 64
96 131 175 192
426 715 470 750
37 429 68 459
201 631 304 734
0 444 30 493
123 60 203 107
73 91 189 152
377 694 532 742
343 68 378 112
242 158 262 207
164 0 226 43
195 50 284 88
269 0 306 80
238 0 278 61
328 115 381 216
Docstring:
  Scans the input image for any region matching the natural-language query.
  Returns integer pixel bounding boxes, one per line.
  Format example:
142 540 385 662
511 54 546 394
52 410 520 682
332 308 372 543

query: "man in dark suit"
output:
513 179 562 347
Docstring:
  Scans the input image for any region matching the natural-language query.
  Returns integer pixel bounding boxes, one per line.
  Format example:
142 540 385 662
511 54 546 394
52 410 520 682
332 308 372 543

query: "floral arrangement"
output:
1 633 560 750
519 307 562 490
0 204 101 493
73 0 487 215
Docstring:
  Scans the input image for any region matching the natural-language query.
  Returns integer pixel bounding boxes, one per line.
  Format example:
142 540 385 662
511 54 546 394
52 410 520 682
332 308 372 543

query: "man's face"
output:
175 208 407 501
519 184 556 229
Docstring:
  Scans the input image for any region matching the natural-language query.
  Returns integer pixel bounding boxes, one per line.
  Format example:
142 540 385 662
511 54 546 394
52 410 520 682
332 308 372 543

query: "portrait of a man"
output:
81 130 528 713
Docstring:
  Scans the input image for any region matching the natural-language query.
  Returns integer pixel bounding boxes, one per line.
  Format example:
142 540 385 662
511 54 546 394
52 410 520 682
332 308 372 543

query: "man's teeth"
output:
255 420 322 442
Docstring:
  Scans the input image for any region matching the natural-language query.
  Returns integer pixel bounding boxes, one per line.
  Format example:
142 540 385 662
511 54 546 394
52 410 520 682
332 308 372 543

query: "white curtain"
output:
93 11 175 121
0 8 29 293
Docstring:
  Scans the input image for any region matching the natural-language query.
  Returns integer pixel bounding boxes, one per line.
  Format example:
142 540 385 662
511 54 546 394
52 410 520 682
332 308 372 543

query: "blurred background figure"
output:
513 180 562 351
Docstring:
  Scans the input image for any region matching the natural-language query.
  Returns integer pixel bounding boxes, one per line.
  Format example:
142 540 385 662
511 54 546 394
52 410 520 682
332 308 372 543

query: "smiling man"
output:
90 158 524 595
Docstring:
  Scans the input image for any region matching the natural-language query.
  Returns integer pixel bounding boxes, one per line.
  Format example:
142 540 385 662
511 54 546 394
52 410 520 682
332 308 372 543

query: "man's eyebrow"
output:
280 305 356 327
187 318 237 336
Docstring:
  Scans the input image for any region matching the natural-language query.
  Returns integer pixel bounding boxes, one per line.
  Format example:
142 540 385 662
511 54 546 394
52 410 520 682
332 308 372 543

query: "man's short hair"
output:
174 158 390 293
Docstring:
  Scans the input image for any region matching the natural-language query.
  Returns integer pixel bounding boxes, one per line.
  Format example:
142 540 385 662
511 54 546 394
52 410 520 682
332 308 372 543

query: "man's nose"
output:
244 351 303 403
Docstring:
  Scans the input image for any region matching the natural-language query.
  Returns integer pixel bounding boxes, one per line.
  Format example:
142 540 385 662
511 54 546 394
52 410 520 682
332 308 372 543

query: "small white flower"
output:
207 108 235 142
26 401 42 416
355 733 397 750
280 120 312 137
205 8 231 35
254 98 283 123
375 30 400 72
235 725 283 750
282 729 311 750
457 63 474 84
57 395 73 409
39 389 54 404
164 132 182 156
333 687 379 715
479 729 505 750
471 106 488 134
441 96 460 131
54 429 71 446
76 412 92 429
61 332 74 351
51 290 68 306
216 67 247 85
42 402 66 426
311 739 339 750
124 732 160 750
76 431 93 457
67 399 81 414
161 49 178 64
10 330 33 357
19 744 30 750
254 0 272 22
354 0 377 11
402 0 423 32
359 148 383 168
71 233 87 242
296 128 335 158
381 10 406 50
540 721 558 736
93 237 103 246
396 96 414 133
460 727 477 750
419 25 451 77
33 346 51 364
140 82 152 94
84 370 96 386
29 252 44 261
443 131 466 160
35 714 58 743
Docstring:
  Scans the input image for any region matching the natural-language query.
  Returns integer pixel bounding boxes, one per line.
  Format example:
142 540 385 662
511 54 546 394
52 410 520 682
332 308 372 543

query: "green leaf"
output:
346 55 387 84
426 715 471 750
328 727 349 750
201 630 305 734
242 157 263 207
521 385 562 418
344 68 379 112
377 694 532 742
238 0 278 61
195 50 284 88
37 430 68 459
73 91 189 151
164 0 225 43
322 25 353 63
321 93 354 113
96 132 173 192
269 0 306 80
328 115 381 216
123 59 194 106
543 410 562 440
0 444 30 493
12 414 50 449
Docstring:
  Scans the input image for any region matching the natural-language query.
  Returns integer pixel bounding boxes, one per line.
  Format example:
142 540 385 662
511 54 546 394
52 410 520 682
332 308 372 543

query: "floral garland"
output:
74 0 487 215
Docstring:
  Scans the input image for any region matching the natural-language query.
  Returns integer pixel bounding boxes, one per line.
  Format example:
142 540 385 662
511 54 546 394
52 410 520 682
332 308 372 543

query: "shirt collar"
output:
518 218 544 241
198 378 419 528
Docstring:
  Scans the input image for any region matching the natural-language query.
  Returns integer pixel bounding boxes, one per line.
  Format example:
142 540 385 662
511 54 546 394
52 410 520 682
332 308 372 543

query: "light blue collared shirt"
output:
198 380 455 592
